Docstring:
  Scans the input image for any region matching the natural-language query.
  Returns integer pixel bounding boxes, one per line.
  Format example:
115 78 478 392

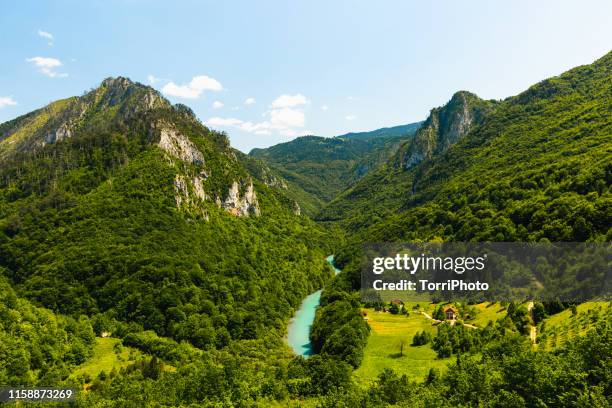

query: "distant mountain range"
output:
336 122 422 141
249 122 422 214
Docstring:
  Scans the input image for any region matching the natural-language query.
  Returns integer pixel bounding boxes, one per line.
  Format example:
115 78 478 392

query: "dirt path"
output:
420 311 441 323
527 301 537 343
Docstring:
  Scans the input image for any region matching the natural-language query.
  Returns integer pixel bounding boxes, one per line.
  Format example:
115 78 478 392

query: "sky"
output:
1 1 611 152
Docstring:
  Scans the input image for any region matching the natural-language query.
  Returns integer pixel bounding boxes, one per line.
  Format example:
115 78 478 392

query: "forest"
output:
0 51 610 407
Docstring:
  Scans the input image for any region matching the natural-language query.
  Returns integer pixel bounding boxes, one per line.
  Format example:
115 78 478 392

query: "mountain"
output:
338 122 422 141
310 52 611 407
0 77 335 386
320 52 612 245
249 122 421 213
397 91 495 170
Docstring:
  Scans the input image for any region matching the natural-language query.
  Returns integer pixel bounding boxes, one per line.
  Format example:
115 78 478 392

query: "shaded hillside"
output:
249 123 420 211
237 151 324 216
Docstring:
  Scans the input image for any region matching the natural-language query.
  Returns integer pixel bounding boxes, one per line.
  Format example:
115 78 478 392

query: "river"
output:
286 255 341 356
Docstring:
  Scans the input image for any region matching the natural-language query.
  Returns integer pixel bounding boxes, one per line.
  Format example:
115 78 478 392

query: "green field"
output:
469 302 507 327
71 337 142 383
354 308 449 386
539 302 610 350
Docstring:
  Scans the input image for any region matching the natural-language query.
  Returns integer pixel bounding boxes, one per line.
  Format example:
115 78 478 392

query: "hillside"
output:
309 52 611 407
320 52 612 245
249 122 420 213
0 78 337 392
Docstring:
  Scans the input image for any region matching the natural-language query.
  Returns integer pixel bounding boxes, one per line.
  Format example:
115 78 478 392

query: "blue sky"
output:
1 1 611 152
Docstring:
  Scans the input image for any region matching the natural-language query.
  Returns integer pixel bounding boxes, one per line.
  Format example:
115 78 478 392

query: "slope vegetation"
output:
249 123 420 213
321 52 611 244
0 77 333 350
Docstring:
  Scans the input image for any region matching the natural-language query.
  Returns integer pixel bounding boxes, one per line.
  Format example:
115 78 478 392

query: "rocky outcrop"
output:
173 175 189 207
44 123 73 144
192 173 209 201
400 91 494 170
173 174 210 220
100 77 166 111
222 181 260 217
157 123 205 165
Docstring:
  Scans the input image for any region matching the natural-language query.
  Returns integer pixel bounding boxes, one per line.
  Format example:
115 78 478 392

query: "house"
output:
444 306 457 321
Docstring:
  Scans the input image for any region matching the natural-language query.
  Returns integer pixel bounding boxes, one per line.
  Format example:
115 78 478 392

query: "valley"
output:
0 51 610 407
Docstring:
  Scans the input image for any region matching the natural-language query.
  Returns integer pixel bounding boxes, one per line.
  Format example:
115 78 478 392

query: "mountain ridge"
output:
320 51 611 243
249 121 421 212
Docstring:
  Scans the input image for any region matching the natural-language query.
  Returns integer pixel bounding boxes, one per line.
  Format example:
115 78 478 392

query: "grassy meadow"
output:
71 337 142 384
353 307 448 386
469 302 507 327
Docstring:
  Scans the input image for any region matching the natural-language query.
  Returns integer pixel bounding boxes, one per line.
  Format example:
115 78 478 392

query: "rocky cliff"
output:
399 91 495 170
0 77 303 218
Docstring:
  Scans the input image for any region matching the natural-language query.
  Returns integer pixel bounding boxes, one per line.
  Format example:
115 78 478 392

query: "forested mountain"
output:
0 78 338 397
319 51 612 245
309 51 611 406
249 122 421 213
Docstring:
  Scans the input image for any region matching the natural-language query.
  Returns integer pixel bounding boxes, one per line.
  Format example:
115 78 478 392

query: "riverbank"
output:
286 256 341 356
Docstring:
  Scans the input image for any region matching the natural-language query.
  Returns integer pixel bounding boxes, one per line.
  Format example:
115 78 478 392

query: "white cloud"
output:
345 115 357 120
245 97 256 105
206 109 304 135
212 100 224 109
231 106 240 111
37 29 53 40
0 96 17 108
26 56 67 77
147 74 160 84
206 117 244 127
206 93 310 138
268 107 305 128
38 29 53 45
161 75 223 99
270 93 309 108
321 105 329 111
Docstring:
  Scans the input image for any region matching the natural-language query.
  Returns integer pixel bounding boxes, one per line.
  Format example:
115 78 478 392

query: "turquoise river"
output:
286 255 341 356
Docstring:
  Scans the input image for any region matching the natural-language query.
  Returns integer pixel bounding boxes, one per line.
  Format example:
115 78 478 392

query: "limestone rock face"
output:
173 174 210 220
192 174 209 201
222 181 260 217
173 175 189 207
44 123 73 144
401 91 494 170
157 123 205 165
